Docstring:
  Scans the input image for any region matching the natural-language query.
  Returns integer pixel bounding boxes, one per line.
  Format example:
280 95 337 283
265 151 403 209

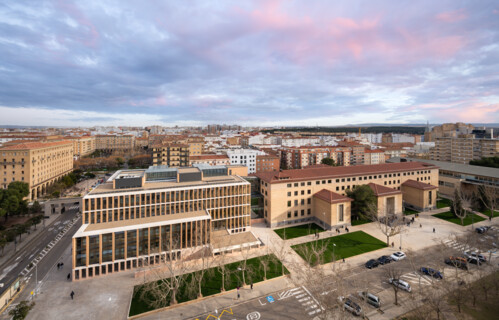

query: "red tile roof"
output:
314 189 353 204
190 154 229 160
253 162 438 184
0 140 73 150
401 179 437 190
367 183 402 196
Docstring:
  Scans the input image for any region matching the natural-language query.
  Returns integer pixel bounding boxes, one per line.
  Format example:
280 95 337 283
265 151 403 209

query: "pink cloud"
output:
436 9 467 23
407 101 499 122
55 0 100 47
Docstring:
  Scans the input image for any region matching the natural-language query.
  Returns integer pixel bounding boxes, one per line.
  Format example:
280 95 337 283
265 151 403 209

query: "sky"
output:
0 0 498 127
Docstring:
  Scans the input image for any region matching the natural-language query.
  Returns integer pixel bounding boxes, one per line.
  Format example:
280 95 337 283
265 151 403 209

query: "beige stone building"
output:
254 162 439 229
95 135 135 151
69 136 96 158
72 165 256 280
0 141 74 199
190 154 230 166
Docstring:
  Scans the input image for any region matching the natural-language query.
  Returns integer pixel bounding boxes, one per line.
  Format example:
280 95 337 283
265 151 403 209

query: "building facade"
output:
95 135 136 152
255 154 280 173
72 165 253 280
190 154 231 166
254 162 438 229
0 141 74 199
430 137 499 164
280 146 352 169
152 144 190 167
225 149 265 174
69 136 96 158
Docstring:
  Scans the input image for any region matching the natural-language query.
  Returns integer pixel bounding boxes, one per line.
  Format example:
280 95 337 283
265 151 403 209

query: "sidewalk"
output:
0 213 65 270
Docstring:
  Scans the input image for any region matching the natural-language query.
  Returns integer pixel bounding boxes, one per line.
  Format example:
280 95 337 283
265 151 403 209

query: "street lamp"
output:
399 231 402 250
332 243 337 271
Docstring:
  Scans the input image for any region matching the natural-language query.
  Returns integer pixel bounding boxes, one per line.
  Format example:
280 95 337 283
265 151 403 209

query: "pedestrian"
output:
237 292 240 299
420 224 422 228
70 291 74 300
433 228 435 233
67 273 71 281
60 262 64 269
57 263 60 270
314 231 317 238
250 281 253 290
343 258 345 263
391 242 394 248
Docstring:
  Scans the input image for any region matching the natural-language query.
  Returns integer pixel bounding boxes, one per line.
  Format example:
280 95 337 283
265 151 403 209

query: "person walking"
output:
67 273 71 281
433 228 435 233
420 224 422 228
70 291 74 300
250 281 253 290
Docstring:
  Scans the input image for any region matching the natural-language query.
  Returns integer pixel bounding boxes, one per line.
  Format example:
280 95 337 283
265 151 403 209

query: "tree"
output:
368 203 405 247
450 190 467 225
346 185 377 220
30 215 44 230
477 185 498 220
9 301 35 320
320 158 336 166
8 182 30 199
189 249 213 298
385 265 404 305
30 201 42 214
0 237 7 256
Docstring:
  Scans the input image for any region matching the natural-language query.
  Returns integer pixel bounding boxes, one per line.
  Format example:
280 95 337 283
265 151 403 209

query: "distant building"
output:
280 146 352 169
152 143 190 167
190 154 230 166
256 153 280 173
69 136 96 158
429 137 499 164
95 135 135 152
0 141 73 199
225 149 265 174
364 149 386 165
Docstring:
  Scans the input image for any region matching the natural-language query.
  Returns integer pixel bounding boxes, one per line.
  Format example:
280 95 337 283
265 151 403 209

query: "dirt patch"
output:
1 216 31 228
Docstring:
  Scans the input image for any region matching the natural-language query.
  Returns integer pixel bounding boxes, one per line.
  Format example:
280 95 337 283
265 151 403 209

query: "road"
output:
191 234 499 320
0 207 79 298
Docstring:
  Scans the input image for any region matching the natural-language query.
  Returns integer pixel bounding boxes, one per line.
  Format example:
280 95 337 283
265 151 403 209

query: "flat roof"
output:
86 174 248 196
75 210 210 237
387 157 499 179
254 161 439 184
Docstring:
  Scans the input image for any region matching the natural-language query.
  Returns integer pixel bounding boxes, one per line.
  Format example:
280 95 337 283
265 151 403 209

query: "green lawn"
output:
274 223 326 240
482 209 499 218
351 219 372 226
432 211 486 226
437 198 453 208
251 198 259 206
291 231 387 265
129 254 288 317
403 208 419 216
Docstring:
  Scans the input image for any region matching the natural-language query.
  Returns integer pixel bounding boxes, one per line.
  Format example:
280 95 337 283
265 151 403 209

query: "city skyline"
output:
0 0 498 127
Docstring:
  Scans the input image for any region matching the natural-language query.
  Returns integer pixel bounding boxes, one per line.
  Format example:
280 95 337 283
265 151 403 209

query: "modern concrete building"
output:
429 137 499 164
253 162 438 229
280 146 352 169
0 141 74 199
72 165 256 280
225 149 265 174
190 154 230 166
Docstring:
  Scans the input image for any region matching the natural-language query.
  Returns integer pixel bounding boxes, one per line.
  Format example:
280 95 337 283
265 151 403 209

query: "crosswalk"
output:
19 214 81 278
278 286 323 316
441 239 497 257
400 272 433 286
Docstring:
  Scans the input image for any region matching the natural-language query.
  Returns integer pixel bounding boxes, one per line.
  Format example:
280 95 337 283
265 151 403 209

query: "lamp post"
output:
399 231 402 250
333 243 337 271
322 212 326 231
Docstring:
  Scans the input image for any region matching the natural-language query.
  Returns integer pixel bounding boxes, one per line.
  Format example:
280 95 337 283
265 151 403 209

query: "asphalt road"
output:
0 208 79 297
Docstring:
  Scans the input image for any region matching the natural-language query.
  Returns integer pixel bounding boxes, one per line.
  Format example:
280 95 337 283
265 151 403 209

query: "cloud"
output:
0 0 498 126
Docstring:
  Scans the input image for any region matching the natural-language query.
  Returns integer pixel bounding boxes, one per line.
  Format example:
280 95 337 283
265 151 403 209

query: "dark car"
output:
476 226 491 234
378 255 393 265
444 257 468 270
467 256 482 266
365 259 379 269
420 267 443 279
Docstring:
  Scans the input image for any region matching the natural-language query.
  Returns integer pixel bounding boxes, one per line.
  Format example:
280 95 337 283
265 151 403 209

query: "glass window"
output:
127 230 137 258
115 232 125 260
339 204 344 222
89 235 100 265
76 237 87 267
102 233 113 262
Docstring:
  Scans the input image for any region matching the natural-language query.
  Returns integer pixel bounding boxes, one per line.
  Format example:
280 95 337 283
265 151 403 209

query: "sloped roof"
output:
402 179 438 190
367 183 402 196
314 189 353 204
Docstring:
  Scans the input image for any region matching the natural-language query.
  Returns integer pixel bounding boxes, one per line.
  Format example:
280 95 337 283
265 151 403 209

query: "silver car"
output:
389 278 411 292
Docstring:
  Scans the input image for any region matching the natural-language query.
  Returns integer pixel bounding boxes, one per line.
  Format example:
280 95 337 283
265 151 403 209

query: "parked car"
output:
419 267 443 279
444 257 468 270
467 256 482 266
365 259 379 269
388 278 412 292
390 251 406 261
338 297 362 316
464 251 487 263
476 226 491 234
377 255 393 265
357 291 381 308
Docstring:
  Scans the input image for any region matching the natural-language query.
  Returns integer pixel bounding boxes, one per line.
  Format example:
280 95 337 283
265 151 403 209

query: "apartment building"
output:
152 144 190 167
337 141 365 165
95 135 136 151
0 141 73 199
225 149 265 174
190 154 230 166
364 149 386 165
72 165 254 280
280 146 352 169
254 162 438 229
430 137 499 164
281 136 320 147
255 153 280 173
69 136 96 158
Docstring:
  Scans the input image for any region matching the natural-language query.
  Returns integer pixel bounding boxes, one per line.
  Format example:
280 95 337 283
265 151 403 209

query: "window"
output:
336 179 339 182
328 180 332 183
287 212 291 218
316 181 320 185
301 182 305 186
307 198 311 204
307 182 311 186
307 190 311 194
294 200 298 205
287 192 291 196
301 190 304 195
307 208 311 215
287 201 291 207
287 184 292 188
338 204 344 222
301 199 304 205
301 210 305 216
294 183 298 187
336 186 339 191
347 178 351 182
322 180 326 184
294 191 298 196
294 211 298 217
429 190 432 205
341 178 345 182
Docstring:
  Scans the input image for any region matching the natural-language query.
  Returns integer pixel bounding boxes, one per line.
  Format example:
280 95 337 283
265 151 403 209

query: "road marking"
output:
401 272 432 285
298 297 310 302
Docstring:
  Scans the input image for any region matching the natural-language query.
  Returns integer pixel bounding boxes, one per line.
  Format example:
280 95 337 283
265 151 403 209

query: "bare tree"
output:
478 184 499 220
236 245 253 286
189 248 214 298
368 203 405 247
451 189 468 226
385 265 405 305
259 248 273 280
215 251 230 292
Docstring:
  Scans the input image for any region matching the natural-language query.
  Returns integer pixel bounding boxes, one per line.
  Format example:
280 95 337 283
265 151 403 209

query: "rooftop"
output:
253 161 438 184
314 189 353 204
0 140 73 150
401 179 438 190
367 183 402 196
